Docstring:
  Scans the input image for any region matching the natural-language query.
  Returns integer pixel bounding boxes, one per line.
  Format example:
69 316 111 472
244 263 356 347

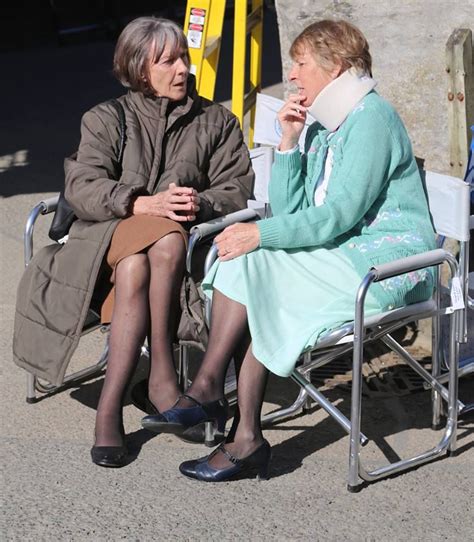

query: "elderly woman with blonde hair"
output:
13 17 253 468
142 19 436 482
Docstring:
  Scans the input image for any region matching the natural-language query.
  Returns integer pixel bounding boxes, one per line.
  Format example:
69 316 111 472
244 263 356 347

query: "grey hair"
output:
113 17 190 95
290 19 372 77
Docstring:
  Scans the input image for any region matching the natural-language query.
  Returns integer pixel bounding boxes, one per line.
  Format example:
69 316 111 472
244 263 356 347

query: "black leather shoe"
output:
141 394 228 437
179 439 271 482
91 444 128 468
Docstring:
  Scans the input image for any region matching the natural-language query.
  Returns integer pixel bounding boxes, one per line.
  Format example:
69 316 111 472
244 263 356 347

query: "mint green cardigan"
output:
257 91 436 311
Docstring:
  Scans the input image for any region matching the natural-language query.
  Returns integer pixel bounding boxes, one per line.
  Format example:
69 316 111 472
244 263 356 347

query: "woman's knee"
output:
148 232 186 270
114 253 150 292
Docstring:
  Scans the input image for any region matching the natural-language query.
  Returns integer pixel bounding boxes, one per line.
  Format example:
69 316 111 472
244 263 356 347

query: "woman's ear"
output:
330 60 344 80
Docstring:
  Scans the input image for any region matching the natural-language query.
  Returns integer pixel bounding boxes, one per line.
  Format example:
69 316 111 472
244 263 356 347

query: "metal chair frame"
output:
21 168 472 490
22 194 261 407
199 171 470 491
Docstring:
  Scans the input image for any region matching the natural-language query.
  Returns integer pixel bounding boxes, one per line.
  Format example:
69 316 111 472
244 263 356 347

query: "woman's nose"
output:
177 57 189 73
288 65 297 81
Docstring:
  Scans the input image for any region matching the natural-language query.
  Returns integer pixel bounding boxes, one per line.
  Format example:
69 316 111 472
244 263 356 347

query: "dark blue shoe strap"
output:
217 444 240 465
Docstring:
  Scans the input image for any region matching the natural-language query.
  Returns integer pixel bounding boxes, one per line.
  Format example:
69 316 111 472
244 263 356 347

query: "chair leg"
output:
290 371 369 445
261 386 310 425
301 352 313 413
302 395 313 414
177 344 222 446
204 421 216 447
347 325 364 492
431 272 443 429
179 344 190 391
447 310 460 455
26 372 37 404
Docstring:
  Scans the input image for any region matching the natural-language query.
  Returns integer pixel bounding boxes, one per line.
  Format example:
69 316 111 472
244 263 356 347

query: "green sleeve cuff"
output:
257 217 281 248
273 146 302 171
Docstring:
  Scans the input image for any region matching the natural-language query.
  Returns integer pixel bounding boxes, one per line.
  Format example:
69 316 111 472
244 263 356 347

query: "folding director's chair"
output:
200 143 471 492
20 95 276 407
22 196 262 411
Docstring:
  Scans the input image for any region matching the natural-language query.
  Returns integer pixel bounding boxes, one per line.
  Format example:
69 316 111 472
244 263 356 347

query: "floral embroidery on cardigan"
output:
356 233 424 252
364 208 402 228
379 269 431 292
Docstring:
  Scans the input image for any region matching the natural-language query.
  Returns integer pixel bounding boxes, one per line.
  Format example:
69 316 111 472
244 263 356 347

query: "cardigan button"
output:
348 243 356 248
388 304 394 310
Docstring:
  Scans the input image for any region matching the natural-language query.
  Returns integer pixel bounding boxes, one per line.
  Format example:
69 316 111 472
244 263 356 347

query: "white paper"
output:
190 15 205 25
254 93 315 151
187 29 203 49
450 276 465 310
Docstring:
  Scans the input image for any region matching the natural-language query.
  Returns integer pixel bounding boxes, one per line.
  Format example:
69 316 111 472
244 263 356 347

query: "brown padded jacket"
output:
13 78 254 385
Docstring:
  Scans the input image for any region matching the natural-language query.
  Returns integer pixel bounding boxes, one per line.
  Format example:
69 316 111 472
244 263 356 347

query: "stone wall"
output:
274 0 473 174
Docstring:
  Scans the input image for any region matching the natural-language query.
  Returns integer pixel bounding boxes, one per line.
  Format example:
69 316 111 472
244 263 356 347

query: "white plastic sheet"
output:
249 146 273 203
425 171 470 241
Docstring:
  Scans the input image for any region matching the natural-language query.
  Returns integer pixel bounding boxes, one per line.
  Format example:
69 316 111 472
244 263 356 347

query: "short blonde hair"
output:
290 19 372 77
113 17 190 95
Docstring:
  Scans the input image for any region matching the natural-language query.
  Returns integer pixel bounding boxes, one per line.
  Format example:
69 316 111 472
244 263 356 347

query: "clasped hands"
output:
132 182 200 222
132 183 259 260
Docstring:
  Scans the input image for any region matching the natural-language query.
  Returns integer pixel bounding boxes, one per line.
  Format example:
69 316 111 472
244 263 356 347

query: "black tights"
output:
94 233 185 447
181 289 269 468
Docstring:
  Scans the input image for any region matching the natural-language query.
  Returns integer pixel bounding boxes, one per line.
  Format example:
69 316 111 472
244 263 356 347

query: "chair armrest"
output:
24 194 60 266
370 249 457 282
354 248 462 346
186 207 263 273
38 195 60 214
190 208 263 240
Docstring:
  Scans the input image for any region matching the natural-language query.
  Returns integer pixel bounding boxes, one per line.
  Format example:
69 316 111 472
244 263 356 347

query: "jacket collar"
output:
126 74 199 127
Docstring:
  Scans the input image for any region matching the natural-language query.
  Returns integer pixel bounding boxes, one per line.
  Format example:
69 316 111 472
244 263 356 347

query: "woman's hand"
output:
215 223 260 261
277 93 307 151
131 183 200 222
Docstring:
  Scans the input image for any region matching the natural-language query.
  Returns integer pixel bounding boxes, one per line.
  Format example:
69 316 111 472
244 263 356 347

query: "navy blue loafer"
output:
179 439 271 482
141 394 228 437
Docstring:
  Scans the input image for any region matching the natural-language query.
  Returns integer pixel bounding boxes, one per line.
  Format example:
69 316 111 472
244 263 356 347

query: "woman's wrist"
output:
130 195 148 215
279 135 299 151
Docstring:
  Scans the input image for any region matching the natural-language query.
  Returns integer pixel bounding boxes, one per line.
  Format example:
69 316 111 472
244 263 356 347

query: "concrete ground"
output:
1 7 473 542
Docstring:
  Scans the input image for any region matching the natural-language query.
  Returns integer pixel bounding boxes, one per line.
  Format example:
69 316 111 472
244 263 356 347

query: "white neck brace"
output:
307 68 377 132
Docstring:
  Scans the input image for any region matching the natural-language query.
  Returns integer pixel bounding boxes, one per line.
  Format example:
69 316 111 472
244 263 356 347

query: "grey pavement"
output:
1 7 474 542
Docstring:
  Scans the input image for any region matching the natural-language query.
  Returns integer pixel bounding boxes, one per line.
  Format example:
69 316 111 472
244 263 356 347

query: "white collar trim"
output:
307 68 377 132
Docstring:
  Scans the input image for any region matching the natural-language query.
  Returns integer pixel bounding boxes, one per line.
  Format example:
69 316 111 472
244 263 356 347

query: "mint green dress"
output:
201 244 383 377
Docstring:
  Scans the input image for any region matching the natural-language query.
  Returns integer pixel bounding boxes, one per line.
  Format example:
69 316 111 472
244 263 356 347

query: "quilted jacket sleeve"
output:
64 106 147 222
196 114 254 222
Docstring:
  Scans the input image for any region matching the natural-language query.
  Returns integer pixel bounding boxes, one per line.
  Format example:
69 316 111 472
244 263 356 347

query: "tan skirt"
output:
101 215 187 323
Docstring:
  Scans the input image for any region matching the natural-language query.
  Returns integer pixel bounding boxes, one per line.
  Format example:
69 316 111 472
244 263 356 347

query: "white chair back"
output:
424 171 470 242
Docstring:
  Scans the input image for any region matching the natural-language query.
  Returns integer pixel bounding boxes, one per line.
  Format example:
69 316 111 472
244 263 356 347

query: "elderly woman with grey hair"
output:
13 16 253 468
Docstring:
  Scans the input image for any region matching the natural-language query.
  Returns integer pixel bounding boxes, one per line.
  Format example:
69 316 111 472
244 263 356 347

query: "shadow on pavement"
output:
66 352 473 472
